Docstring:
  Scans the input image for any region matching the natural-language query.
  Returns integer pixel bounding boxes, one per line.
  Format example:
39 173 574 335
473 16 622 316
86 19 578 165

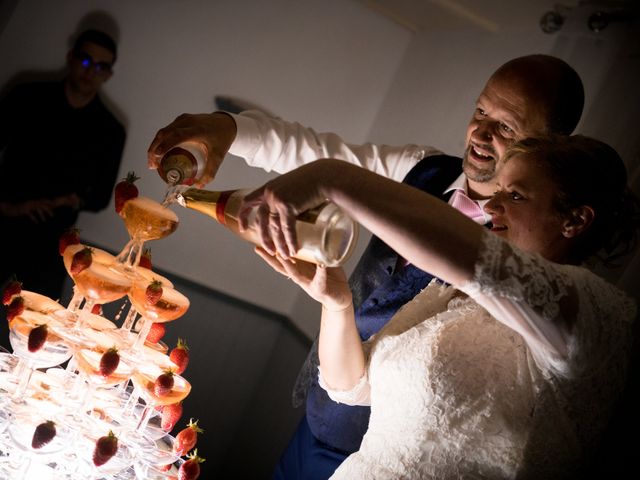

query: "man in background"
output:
0 29 125 347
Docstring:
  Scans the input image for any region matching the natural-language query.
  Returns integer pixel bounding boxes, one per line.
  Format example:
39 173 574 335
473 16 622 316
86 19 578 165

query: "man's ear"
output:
561 205 595 238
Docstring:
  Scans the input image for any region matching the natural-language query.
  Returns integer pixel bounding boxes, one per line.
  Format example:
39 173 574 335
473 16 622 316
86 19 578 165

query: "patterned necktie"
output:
449 189 486 224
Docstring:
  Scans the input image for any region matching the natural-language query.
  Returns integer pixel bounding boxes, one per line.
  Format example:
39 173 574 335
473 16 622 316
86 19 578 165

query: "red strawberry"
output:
145 280 163 306
28 324 48 352
114 171 140 214
169 339 190 375
70 247 93 275
138 248 153 269
154 370 175 397
2 277 22 305
6 295 25 322
93 430 118 466
31 420 56 449
146 322 166 344
91 303 104 316
99 347 120 377
178 449 205 480
58 227 80 255
173 418 203 456
161 401 183 432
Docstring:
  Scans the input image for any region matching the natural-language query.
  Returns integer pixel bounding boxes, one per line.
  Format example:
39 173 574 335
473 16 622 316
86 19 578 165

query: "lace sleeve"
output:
317 341 373 406
459 231 636 376
317 367 371 406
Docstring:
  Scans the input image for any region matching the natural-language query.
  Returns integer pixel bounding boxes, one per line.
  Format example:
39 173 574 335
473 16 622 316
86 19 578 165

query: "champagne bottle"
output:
170 186 358 267
158 142 207 186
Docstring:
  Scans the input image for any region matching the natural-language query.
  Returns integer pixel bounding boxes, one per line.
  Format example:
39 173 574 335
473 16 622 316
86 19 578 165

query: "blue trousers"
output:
272 415 349 480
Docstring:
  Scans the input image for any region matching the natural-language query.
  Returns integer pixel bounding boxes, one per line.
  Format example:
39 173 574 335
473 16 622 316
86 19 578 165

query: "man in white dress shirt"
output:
147 54 585 479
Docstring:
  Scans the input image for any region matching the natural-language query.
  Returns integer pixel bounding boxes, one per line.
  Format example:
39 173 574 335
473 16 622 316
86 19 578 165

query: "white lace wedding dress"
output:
321 232 636 479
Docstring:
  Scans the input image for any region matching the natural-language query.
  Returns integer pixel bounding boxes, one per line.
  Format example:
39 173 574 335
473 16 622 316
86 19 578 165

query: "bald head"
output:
490 55 584 135
463 54 585 197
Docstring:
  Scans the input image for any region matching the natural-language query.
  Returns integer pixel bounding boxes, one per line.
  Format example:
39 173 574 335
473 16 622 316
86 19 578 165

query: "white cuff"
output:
227 111 264 161
318 366 371 406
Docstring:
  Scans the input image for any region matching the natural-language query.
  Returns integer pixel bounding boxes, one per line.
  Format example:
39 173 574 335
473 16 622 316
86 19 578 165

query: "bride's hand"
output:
254 247 352 311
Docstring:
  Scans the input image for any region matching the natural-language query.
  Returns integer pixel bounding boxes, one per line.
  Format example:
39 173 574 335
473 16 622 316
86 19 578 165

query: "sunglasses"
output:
73 50 112 74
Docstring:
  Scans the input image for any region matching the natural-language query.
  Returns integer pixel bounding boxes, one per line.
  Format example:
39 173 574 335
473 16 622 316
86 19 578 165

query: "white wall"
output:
0 0 411 337
2 1 638 338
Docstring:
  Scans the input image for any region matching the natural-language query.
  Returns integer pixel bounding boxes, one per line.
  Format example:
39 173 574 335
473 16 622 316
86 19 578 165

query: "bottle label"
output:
216 190 235 225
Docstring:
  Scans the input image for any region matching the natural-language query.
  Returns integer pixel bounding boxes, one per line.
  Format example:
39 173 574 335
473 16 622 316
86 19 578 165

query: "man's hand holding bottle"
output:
147 112 237 187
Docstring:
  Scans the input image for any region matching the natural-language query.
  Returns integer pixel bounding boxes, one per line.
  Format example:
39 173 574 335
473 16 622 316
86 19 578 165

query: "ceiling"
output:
357 0 634 33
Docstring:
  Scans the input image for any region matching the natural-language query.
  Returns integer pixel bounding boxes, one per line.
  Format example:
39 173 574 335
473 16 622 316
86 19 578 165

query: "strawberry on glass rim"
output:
128 279 189 323
73 426 132 476
93 430 118 467
133 363 190 407
131 362 191 434
31 420 56 449
2 276 22 305
160 401 183 432
138 248 153 269
58 227 81 255
114 171 140 214
169 339 189 375
62 244 132 305
178 449 205 480
146 323 166 344
173 418 203 456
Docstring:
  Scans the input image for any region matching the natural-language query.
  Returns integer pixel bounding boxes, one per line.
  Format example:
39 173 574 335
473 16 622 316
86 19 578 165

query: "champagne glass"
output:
0 351 20 396
62 244 133 330
69 330 135 431
4 405 74 479
116 267 174 342
19 290 65 315
145 432 181 467
130 362 191 432
127 278 189 351
8 313 73 401
71 426 134 479
115 196 179 270
134 455 184 479
0 357 14 435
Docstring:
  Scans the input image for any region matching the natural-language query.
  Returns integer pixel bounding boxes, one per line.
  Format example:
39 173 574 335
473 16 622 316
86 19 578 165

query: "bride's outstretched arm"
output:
254 248 365 391
242 159 484 286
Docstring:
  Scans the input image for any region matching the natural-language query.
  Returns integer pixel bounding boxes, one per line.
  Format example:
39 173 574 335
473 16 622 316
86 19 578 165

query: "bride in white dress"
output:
246 134 638 479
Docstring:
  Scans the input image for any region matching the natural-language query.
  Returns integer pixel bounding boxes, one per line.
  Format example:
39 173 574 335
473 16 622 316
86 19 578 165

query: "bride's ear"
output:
561 206 595 238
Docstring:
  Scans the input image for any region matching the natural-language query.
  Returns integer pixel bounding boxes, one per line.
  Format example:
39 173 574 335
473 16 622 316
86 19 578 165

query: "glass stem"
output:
135 402 155 433
12 360 34 399
76 299 95 330
67 286 84 313
133 316 152 351
115 237 144 270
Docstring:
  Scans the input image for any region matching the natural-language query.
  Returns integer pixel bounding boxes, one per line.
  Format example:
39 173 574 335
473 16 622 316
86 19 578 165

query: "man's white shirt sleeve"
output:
229 110 442 182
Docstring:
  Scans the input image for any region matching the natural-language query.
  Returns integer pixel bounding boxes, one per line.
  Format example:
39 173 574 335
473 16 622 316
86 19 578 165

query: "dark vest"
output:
306 154 463 453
